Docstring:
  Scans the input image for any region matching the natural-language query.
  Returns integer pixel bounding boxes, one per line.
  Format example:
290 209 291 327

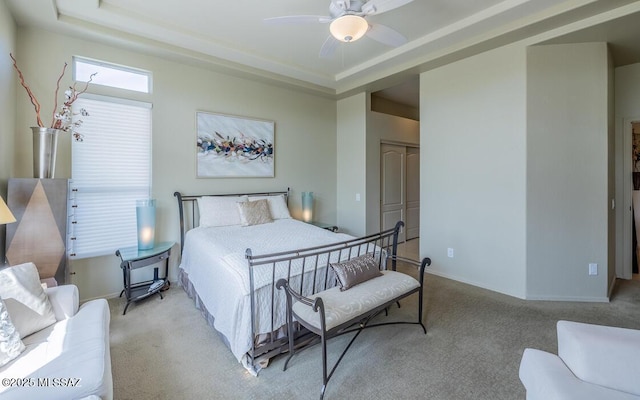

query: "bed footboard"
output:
244 221 406 374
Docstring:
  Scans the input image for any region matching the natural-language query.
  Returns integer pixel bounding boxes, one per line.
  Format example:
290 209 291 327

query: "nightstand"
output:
116 241 174 315
307 221 338 232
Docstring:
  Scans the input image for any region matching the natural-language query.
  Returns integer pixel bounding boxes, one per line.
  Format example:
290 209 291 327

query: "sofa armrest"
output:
45 285 79 321
557 320 640 396
519 348 638 400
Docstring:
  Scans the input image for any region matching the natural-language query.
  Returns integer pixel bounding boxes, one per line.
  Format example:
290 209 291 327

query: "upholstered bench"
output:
277 254 430 400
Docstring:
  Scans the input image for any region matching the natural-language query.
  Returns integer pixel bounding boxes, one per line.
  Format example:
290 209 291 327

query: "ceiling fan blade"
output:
361 0 414 15
366 23 407 47
319 35 340 58
263 15 331 25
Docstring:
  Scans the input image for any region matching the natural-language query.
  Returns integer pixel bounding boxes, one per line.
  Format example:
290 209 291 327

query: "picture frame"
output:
196 111 275 178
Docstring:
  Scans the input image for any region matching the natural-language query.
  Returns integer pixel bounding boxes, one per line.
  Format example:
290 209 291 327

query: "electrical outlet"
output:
588 263 598 276
447 248 454 258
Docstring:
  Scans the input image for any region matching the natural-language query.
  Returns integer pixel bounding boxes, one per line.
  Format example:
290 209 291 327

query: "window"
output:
68 95 152 259
73 56 152 93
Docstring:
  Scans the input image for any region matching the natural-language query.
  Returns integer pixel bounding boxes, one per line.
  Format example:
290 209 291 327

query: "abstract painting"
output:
196 111 274 178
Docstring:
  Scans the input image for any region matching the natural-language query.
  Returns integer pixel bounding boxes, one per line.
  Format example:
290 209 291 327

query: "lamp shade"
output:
136 199 156 250
330 15 369 42
0 197 16 225
302 192 314 223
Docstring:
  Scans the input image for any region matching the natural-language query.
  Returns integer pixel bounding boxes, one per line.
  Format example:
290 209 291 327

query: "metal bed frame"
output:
174 190 404 374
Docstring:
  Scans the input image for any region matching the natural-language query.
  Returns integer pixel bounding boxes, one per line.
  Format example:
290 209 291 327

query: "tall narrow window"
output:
68 95 152 259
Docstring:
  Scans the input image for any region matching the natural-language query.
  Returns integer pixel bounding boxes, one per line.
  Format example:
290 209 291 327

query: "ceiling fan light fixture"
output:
329 15 369 42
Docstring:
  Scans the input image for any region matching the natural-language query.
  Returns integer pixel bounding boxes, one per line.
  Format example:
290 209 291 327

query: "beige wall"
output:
420 44 528 298
370 95 419 121
0 2 16 263
13 28 338 301
336 93 367 236
526 43 611 301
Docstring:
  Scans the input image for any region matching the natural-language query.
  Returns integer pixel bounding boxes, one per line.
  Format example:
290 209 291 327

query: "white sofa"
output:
0 284 113 400
519 320 640 400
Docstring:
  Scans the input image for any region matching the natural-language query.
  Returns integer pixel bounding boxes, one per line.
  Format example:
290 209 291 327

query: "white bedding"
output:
179 219 356 364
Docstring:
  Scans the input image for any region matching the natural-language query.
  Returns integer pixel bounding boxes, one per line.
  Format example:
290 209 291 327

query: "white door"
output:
406 146 420 240
381 144 406 242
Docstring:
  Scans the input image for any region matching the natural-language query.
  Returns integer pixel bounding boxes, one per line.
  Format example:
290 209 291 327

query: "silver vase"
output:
31 127 61 179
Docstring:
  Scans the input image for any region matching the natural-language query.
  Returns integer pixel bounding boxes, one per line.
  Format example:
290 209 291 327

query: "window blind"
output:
69 95 152 259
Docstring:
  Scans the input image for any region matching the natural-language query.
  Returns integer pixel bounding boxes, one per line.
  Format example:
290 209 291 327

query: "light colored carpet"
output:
108 242 640 400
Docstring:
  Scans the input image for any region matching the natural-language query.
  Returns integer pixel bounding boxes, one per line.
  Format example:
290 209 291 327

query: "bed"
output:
174 190 403 374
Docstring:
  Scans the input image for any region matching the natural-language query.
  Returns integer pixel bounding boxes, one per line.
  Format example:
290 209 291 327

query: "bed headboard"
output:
173 188 290 254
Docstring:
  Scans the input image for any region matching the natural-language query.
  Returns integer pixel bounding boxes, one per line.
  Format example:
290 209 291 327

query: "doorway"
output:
623 119 640 280
380 143 420 242
632 121 640 279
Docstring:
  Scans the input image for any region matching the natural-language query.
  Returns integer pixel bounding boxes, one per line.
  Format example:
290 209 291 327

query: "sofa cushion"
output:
557 320 640 397
0 298 112 400
0 297 25 367
292 270 419 331
0 262 56 338
519 348 639 400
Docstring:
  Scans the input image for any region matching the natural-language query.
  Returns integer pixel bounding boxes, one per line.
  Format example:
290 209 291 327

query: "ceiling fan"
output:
264 0 414 58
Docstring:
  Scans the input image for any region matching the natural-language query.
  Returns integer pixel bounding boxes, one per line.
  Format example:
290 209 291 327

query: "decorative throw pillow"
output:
0 262 57 339
0 296 25 366
237 199 273 226
197 196 248 227
248 194 291 219
330 253 382 291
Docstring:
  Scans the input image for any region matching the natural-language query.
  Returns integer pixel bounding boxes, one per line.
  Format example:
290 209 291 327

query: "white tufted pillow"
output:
0 262 56 339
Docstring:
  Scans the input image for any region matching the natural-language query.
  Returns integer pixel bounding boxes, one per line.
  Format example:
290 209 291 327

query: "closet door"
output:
406 146 420 240
380 144 406 242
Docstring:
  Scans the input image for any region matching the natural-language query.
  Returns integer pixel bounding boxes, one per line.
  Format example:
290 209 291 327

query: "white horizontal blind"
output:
69 95 152 259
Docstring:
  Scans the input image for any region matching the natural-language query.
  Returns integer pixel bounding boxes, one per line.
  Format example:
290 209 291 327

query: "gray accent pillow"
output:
237 199 273 226
330 253 382 291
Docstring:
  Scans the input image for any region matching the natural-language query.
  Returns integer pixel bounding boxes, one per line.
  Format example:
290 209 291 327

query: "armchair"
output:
519 320 640 400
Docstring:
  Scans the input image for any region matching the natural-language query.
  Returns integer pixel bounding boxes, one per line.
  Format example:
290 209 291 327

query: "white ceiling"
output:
6 0 640 108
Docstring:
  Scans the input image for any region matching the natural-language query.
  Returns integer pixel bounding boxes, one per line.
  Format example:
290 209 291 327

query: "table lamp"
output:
136 199 156 250
0 196 16 225
302 192 314 223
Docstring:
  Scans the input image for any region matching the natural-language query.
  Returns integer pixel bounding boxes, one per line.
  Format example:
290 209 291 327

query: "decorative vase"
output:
31 127 61 179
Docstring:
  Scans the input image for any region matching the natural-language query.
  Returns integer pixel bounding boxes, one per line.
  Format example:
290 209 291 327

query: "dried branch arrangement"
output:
10 53 96 141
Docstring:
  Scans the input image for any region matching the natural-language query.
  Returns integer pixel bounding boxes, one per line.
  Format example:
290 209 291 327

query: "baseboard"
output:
425 269 526 300
524 294 610 302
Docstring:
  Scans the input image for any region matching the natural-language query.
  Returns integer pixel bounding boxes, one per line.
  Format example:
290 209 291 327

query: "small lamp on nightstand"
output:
0 196 16 225
136 199 156 250
302 192 314 223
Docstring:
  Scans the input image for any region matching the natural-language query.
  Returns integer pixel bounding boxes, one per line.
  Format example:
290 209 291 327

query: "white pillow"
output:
197 196 247 227
237 199 273 226
248 194 291 219
0 262 57 339
0 296 25 366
